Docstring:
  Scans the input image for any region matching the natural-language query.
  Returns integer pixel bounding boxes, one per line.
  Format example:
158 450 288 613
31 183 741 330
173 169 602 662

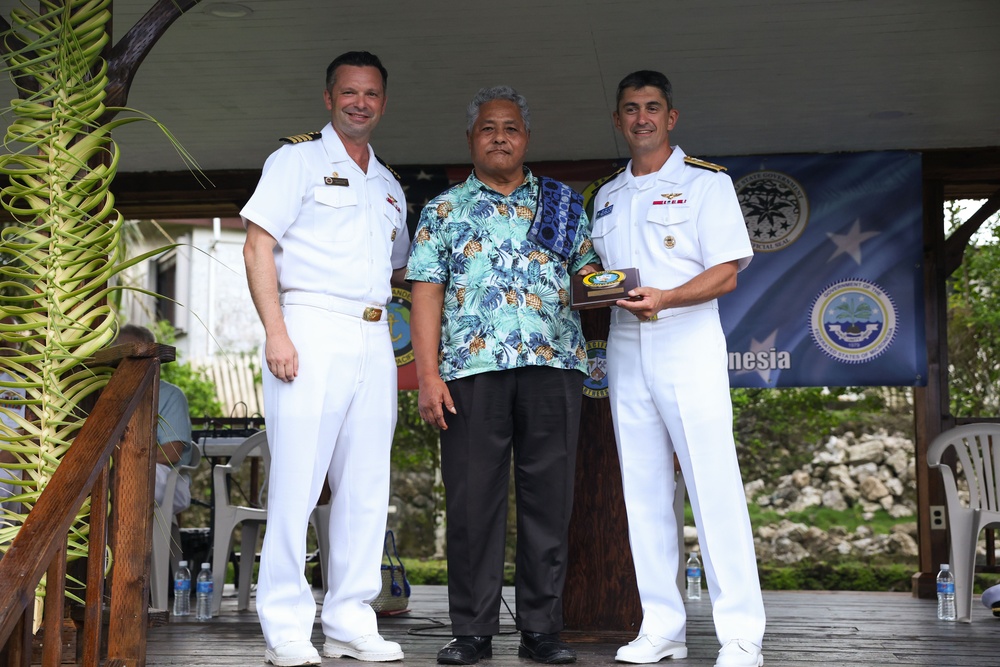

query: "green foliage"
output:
399 558 448 585
946 200 1000 417
758 561 914 591
400 558 515 586
730 387 894 479
393 390 439 472
744 504 914 535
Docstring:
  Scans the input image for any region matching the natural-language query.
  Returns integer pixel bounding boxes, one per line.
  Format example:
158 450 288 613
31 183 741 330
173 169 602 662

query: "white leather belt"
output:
279 292 387 322
610 302 717 324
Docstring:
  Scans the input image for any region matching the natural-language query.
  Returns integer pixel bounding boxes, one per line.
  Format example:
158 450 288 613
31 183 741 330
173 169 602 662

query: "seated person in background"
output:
1 319 27 524
116 324 194 515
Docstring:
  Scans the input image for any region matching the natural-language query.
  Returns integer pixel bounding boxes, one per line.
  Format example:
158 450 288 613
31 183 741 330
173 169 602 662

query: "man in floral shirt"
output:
407 85 598 666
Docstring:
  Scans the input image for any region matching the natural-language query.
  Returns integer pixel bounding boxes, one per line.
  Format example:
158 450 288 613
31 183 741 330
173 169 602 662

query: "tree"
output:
946 200 1000 417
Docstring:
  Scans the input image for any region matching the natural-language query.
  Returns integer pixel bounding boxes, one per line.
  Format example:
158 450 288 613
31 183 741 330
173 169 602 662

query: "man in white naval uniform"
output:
588 70 766 667
242 51 408 667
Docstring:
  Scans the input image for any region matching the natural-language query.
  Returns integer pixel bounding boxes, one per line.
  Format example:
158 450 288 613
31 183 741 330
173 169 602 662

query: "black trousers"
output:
440 366 584 636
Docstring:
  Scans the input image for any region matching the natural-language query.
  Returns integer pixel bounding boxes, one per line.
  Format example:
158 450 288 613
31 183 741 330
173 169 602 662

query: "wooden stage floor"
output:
148 585 1000 667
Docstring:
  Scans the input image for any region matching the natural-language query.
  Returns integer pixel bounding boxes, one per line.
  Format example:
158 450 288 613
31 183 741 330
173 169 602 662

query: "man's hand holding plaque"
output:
571 268 642 310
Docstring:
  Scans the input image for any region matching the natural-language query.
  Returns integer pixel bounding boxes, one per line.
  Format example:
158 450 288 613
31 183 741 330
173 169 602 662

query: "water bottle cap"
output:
940 564 950 571
201 563 211 569
178 560 188 566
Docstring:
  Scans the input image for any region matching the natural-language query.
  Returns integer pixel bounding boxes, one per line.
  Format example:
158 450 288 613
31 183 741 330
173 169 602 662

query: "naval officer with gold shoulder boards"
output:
242 51 408 667
587 70 766 667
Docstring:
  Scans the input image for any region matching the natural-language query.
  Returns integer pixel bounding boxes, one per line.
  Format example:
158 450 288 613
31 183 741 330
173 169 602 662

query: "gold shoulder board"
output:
684 156 726 172
279 131 323 144
592 166 625 190
376 154 402 181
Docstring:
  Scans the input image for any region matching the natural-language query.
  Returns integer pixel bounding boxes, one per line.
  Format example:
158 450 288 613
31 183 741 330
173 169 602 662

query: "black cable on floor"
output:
404 595 519 637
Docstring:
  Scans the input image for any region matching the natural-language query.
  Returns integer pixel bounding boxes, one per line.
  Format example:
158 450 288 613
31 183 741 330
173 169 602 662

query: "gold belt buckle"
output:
362 307 382 322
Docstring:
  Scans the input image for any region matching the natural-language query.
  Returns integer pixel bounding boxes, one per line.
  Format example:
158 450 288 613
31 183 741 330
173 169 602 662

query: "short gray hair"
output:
466 85 531 133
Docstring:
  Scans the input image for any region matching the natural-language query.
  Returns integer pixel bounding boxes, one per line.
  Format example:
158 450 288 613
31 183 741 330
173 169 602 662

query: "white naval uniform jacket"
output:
591 146 752 321
240 122 409 308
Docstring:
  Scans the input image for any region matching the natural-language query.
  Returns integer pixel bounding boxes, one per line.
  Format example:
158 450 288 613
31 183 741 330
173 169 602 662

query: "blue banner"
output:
716 151 926 387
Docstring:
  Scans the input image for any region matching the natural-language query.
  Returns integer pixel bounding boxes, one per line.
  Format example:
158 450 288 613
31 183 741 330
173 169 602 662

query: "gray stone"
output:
889 504 914 518
744 479 766 501
791 470 811 488
847 440 886 464
822 489 849 511
860 476 890 501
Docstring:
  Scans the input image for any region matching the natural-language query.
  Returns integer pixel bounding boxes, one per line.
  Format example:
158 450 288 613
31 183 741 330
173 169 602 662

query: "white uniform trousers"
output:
257 304 397 649
607 306 765 646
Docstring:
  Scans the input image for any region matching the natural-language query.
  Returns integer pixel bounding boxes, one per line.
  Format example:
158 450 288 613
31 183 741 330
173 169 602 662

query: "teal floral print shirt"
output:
406 169 598 382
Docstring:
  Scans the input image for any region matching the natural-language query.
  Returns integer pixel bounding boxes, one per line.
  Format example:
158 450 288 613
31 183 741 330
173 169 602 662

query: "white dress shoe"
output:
615 634 688 663
715 639 763 667
264 640 321 666
323 634 404 662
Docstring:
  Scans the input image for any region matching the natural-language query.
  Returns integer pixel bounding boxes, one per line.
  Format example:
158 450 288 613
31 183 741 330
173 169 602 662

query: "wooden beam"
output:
103 0 203 116
943 187 1000 276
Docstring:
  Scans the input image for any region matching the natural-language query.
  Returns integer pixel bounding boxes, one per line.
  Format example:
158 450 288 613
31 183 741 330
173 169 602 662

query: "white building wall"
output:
119 221 264 363
182 225 264 362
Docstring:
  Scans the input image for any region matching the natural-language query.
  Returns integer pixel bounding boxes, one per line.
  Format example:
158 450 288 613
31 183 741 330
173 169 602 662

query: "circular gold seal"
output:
388 287 414 367
664 235 676 249
582 270 626 290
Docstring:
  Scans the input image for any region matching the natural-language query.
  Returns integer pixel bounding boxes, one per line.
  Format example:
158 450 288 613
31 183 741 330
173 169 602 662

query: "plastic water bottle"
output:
172 560 191 617
686 552 702 600
195 562 213 620
937 564 956 620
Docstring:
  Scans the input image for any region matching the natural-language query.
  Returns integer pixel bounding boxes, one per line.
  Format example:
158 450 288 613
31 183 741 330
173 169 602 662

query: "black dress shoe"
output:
518 632 576 664
437 636 493 665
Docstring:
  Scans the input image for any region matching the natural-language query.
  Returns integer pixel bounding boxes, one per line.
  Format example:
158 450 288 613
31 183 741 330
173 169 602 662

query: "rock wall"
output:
387 469 443 559
686 430 921 564
392 430 966 566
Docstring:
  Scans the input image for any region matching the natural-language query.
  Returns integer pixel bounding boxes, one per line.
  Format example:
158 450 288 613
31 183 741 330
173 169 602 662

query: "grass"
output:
747 504 916 533
398 558 1000 594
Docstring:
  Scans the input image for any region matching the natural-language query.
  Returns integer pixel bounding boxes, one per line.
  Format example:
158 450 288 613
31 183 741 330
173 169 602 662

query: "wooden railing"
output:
0 341 173 667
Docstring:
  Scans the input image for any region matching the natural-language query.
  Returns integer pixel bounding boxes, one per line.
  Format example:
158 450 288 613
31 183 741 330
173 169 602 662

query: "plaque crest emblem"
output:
582 270 626 290
582 340 609 399
388 287 414 366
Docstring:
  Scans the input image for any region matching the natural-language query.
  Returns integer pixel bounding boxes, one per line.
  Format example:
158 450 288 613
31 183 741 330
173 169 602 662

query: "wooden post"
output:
913 176 951 598
40 545 67 667
105 363 160 667
82 466 110 667
563 308 642 635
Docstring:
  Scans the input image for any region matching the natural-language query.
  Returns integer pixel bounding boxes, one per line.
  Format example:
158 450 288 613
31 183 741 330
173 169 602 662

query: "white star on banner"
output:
827 219 879 265
737 329 780 384
416 170 433 181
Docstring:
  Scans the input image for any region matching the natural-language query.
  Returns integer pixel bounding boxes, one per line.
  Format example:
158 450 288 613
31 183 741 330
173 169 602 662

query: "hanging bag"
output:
371 530 411 614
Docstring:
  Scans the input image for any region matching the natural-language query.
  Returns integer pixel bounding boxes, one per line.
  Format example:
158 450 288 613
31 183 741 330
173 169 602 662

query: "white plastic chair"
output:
211 431 269 614
150 442 202 610
928 423 1000 622
210 431 331 613
674 466 687 595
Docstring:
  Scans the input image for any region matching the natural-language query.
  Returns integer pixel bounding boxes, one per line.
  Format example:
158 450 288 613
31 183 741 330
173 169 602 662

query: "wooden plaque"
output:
571 268 641 310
